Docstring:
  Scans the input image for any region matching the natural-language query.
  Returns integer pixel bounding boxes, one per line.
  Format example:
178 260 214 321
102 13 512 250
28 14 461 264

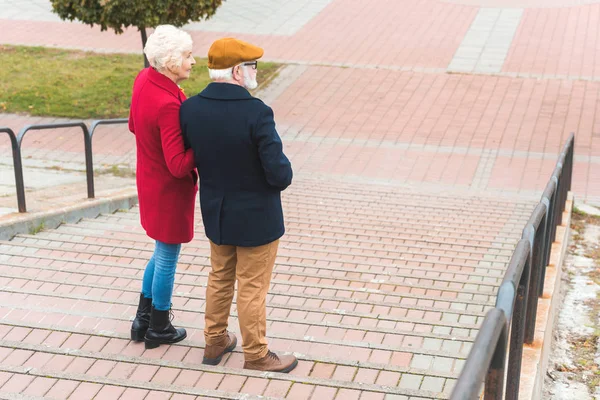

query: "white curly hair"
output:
144 25 193 71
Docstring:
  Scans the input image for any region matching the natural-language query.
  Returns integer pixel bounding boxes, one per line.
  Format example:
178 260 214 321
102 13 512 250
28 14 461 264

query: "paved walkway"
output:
0 0 597 398
0 179 535 399
1 0 598 215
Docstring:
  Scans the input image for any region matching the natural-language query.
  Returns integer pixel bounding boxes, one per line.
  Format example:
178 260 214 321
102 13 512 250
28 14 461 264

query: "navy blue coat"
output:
180 82 293 247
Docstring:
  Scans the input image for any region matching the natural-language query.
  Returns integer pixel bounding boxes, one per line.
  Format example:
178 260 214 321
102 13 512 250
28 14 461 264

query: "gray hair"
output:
144 25 193 71
208 67 234 81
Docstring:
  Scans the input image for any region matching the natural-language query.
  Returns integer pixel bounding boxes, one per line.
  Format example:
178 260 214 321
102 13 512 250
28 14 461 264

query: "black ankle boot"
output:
144 306 187 349
131 294 152 342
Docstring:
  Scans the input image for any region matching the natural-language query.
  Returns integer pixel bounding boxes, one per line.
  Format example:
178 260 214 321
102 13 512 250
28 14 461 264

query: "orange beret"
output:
207 38 264 69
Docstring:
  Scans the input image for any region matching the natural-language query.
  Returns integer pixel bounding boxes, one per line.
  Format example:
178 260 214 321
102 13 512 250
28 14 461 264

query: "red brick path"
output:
0 0 597 398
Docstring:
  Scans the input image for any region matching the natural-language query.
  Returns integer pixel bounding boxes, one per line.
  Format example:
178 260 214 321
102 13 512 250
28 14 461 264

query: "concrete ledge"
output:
0 188 138 241
519 192 573 400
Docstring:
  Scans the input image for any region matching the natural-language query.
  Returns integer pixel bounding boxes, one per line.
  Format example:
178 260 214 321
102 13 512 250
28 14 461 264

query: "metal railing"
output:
1 127 26 212
1 119 129 213
451 133 574 400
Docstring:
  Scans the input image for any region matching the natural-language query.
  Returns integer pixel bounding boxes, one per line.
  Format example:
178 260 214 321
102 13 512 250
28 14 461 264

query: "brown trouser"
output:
204 239 279 361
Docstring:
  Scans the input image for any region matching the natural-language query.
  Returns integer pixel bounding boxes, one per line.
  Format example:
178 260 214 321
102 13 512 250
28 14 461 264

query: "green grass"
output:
0 45 280 119
28 221 45 235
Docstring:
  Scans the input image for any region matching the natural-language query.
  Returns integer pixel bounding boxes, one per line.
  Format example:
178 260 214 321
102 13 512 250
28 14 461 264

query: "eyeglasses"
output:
242 61 258 70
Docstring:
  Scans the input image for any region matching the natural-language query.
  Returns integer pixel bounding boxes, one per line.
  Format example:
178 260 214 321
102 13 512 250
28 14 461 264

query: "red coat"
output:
128 67 198 244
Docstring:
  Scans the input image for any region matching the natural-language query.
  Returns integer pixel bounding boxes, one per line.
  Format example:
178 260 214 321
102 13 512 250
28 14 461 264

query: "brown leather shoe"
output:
202 332 237 365
243 350 298 373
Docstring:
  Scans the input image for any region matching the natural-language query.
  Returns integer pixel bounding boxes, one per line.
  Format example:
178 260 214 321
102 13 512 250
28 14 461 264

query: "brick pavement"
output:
2 1 599 207
0 0 597 398
0 178 535 399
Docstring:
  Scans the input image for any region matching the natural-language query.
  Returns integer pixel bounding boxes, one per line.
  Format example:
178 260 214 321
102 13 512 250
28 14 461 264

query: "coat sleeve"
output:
254 105 293 190
158 101 195 178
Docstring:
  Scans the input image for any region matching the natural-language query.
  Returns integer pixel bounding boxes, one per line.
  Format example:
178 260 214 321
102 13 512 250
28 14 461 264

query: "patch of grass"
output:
96 164 136 178
573 206 587 217
29 221 45 235
0 45 280 119
572 206 600 225
565 210 600 394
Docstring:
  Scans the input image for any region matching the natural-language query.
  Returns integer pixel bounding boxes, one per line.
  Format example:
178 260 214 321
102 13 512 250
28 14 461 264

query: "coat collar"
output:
146 67 185 102
199 82 253 101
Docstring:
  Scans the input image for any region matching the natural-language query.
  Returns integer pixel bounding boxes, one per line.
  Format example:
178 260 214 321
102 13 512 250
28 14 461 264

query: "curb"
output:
519 192 573 399
0 188 138 241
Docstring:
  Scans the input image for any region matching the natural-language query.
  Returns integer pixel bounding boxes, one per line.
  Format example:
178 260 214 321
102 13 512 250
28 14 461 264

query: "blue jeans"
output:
141 240 182 311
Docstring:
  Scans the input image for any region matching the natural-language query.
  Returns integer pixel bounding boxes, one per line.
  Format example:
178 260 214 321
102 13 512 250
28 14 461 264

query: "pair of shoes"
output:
144 306 187 349
130 294 152 341
244 350 298 373
202 331 238 365
130 295 186 348
200 332 296 373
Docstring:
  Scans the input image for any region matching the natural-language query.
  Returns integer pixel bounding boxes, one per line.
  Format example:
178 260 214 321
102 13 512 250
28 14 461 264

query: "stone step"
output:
77 214 522 245
0 335 453 399
0 251 496 309
0 246 494 318
0 175 535 399
281 195 533 220
0 316 463 381
19 230 511 276
0 241 501 297
0 281 480 342
287 178 537 209
283 179 536 211
54 220 519 253
0 295 470 363
103 206 530 238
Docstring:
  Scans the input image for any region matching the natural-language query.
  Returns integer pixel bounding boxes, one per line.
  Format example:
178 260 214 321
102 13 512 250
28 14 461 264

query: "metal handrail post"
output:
450 309 508 400
17 122 93 199
495 240 531 400
89 118 129 139
1 127 26 212
541 180 557 268
522 204 546 343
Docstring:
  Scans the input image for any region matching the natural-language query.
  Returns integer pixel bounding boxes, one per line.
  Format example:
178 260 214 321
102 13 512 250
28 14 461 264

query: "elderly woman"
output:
128 25 197 349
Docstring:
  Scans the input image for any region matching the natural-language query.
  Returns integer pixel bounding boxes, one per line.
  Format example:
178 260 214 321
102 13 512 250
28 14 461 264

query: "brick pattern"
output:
0 0 476 69
0 178 534 398
0 0 593 396
503 4 600 79
3 5 600 210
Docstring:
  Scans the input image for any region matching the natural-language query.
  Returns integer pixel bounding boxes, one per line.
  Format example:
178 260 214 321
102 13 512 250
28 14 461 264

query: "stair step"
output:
0 242 502 298
0 175 537 398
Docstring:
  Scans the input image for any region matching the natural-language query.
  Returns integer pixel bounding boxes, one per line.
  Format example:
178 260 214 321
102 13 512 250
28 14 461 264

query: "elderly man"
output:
180 38 296 373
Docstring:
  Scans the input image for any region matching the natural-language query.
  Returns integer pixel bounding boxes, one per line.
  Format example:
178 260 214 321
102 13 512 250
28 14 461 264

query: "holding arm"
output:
158 101 195 178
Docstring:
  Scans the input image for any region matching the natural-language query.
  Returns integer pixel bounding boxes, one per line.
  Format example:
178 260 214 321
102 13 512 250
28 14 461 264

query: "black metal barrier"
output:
1 119 129 213
1 127 26 212
450 133 574 400
450 309 508 400
89 118 129 139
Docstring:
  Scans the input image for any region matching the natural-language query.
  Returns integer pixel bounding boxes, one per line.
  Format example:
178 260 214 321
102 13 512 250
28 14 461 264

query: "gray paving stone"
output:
441 340 462 354
410 355 433 370
454 359 466 373
458 315 477 325
385 395 409 400
420 376 445 392
432 326 452 335
0 0 62 21
431 357 454 374
398 374 423 391
447 7 523 74
422 338 442 351
183 0 332 35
